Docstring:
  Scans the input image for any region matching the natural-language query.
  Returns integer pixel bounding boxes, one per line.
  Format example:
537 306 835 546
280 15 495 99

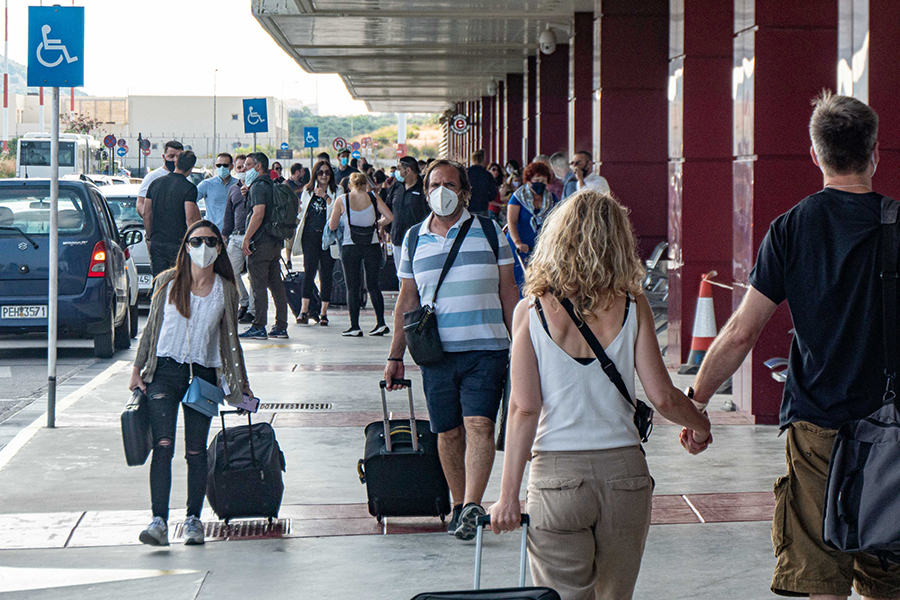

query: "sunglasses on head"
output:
187 236 220 248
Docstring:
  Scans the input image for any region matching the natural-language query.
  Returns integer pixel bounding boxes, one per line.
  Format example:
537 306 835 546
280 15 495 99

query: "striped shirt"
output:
398 209 514 352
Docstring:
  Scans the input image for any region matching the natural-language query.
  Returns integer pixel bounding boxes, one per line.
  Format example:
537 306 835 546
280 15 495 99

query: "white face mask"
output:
188 244 218 269
235 170 246 182
428 185 459 217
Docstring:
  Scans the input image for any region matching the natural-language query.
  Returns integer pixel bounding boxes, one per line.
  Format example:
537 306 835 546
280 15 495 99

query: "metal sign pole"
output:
253 132 257 153
48 86 59 428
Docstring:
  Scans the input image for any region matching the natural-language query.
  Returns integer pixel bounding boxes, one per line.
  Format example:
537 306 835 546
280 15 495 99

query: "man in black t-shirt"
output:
145 150 201 275
466 149 497 217
334 148 358 189
688 94 900 598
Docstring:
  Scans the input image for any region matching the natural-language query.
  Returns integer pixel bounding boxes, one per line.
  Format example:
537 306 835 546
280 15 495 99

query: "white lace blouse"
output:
156 275 226 369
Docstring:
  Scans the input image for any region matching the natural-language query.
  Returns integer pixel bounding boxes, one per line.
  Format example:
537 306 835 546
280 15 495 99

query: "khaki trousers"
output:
526 447 652 600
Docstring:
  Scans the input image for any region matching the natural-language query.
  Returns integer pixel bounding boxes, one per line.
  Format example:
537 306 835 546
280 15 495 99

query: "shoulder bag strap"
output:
429 216 475 306
881 197 900 393
475 215 500 260
407 223 422 273
559 297 636 410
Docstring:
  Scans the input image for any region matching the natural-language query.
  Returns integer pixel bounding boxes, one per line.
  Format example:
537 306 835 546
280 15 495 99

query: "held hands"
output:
488 497 521 535
680 427 712 454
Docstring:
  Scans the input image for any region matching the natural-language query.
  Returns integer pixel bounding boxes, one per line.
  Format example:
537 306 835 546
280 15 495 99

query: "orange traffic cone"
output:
678 274 718 375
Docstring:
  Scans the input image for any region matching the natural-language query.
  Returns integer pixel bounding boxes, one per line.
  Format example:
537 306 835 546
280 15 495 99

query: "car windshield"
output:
105 196 143 228
0 188 89 235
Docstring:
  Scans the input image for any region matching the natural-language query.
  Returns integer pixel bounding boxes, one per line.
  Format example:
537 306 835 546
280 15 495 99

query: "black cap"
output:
338 148 351 156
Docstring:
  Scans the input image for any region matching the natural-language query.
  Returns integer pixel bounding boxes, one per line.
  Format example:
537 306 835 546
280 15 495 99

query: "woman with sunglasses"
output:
130 220 254 548
293 160 338 325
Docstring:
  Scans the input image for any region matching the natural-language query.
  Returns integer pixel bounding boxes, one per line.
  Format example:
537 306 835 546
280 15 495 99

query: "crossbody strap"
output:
881 197 900 393
559 297 637 410
430 217 475 306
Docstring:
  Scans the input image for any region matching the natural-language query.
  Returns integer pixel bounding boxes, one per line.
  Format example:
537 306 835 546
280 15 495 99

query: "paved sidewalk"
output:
0 301 846 599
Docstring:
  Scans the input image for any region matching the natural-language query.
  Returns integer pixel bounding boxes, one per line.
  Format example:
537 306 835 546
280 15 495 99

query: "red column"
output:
867 0 900 199
537 43 569 158
732 1 837 423
666 0 734 367
525 56 537 165
481 96 493 161
506 74 524 166
569 12 593 158
596 0 668 259
496 80 506 164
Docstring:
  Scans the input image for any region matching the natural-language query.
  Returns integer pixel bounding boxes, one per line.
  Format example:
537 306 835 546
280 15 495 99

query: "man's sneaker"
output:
342 328 363 337
447 504 463 535
369 324 390 336
268 327 289 339
238 312 256 324
455 503 485 541
139 516 169 546
183 516 205 546
237 306 248 320
239 326 267 340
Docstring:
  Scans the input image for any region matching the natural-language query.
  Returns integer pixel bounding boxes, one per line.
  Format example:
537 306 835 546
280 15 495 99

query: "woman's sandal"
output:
297 312 309 325
319 314 329 326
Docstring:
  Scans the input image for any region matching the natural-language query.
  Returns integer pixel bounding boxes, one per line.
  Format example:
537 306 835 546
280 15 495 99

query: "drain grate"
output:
173 518 290 540
258 402 332 411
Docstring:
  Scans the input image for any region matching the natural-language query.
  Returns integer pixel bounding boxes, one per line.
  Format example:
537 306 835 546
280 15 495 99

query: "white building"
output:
7 93 290 172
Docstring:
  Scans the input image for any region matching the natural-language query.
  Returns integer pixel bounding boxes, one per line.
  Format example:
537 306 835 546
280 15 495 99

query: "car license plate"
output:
138 275 152 286
1 305 48 319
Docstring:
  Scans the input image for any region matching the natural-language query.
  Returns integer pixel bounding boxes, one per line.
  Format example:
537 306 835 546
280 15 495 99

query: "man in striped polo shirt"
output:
385 160 519 541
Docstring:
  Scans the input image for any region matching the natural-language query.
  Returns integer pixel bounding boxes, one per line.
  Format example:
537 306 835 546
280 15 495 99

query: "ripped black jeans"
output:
146 357 215 521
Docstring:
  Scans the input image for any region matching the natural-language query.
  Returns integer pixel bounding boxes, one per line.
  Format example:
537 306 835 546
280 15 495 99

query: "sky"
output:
7 0 371 115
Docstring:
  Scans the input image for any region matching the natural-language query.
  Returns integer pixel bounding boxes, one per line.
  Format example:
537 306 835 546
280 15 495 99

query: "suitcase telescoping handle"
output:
219 410 257 466
474 514 530 590
379 379 418 453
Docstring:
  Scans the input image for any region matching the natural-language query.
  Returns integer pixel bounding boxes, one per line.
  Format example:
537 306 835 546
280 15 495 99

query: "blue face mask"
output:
394 170 405 183
530 181 546 195
340 157 349 167
217 166 230 179
244 167 259 186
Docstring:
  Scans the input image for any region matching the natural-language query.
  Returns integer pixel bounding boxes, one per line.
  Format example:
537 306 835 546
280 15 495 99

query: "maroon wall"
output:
506 74 524 166
536 43 569 158
570 12 594 159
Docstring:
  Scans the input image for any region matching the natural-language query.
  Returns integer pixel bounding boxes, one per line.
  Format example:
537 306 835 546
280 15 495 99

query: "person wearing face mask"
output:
195 153 237 231
145 151 202 276
507 161 558 294
222 155 255 322
334 148 358 188
387 156 428 267
384 160 519 542
130 220 254 548
571 150 610 194
137 140 184 221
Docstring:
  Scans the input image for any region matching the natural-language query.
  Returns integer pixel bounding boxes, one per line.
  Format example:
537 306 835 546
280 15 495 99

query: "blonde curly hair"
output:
523 189 645 321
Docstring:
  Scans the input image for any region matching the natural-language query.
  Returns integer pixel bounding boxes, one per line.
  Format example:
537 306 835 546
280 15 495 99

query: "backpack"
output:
264 180 300 240
407 214 499 267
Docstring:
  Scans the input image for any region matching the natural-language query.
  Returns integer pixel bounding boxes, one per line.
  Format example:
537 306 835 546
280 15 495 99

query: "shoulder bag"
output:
180 318 226 418
402 216 475 366
558 296 654 442
823 196 900 566
346 192 379 246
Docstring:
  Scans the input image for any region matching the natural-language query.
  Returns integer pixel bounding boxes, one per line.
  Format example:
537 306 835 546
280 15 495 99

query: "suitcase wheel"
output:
376 514 383 524
357 459 366 484
440 514 446 522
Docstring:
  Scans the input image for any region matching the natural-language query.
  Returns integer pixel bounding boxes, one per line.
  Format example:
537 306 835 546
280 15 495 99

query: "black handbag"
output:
403 216 475 366
346 191 378 245
558 296 654 442
823 196 900 565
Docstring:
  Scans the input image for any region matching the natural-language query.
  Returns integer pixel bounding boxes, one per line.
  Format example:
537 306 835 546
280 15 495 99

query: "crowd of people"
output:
126 93 890 600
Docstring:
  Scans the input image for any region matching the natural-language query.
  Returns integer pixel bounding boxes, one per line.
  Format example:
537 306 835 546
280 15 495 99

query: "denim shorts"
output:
419 350 509 434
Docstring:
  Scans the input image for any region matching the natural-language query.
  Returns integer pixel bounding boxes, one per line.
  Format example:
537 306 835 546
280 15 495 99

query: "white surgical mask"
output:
188 244 218 269
235 170 246 181
428 186 459 217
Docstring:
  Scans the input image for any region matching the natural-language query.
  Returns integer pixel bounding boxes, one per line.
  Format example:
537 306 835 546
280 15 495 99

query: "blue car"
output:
0 179 142 358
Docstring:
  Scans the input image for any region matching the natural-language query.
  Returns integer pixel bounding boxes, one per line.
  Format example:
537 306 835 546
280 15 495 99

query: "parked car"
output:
102 184 151 301
0 179 141 357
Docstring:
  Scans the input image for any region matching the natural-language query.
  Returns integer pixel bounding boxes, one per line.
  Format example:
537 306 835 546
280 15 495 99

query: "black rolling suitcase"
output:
357 380 451 522
121 389 152 466
331 258 368 307
207 410 286 524
411 515 560 600
282 259 321 319
380 246 399 292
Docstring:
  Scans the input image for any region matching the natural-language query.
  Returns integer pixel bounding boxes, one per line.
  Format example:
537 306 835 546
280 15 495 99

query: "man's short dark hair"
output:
217 152 233 165
574 150 592 161
398 155 420 174
810 91 879 175
235 154 247 163
164 140 184 153
249 152 269 171
374 170 387 184
317 152 330 161
290 163 304 175
423 159 471 195
176 150 197 172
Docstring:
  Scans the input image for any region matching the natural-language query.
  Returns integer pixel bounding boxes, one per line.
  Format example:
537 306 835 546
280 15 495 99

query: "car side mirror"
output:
122 229 143 247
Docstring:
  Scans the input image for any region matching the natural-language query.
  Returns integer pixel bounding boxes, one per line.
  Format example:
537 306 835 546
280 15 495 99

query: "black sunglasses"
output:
317 170 331 177
215 163 231 168
187 236 220 248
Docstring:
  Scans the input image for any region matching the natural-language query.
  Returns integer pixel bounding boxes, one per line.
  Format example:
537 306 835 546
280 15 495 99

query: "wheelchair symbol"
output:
36 24 79 68
305 131 316 144
247 107 265 125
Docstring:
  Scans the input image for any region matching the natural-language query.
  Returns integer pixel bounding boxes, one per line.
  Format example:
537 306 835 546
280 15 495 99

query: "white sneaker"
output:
139 516 169 546
183 516 205 545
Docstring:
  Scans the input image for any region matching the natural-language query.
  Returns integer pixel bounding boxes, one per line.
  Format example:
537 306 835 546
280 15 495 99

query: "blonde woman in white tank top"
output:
488 190 712 600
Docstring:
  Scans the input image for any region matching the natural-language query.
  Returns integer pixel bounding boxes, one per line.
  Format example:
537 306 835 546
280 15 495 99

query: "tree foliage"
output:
287 107 436 150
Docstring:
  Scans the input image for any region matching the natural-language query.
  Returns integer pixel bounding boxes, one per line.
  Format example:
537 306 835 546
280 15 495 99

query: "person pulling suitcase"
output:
130 220 255 547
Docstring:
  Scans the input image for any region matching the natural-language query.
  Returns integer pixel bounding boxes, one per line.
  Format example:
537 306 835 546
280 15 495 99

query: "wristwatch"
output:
685 386 708 414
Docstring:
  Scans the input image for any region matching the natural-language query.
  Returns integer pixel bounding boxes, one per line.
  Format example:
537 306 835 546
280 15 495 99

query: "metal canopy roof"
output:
253 0 593 113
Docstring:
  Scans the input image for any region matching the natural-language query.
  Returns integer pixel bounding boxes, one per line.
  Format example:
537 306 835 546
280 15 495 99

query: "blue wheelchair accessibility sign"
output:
242 98 269 134
304 127 319 148
27 6 84 87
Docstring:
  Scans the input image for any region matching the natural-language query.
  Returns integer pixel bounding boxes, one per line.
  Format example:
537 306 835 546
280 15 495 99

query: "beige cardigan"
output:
134 270 249 404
